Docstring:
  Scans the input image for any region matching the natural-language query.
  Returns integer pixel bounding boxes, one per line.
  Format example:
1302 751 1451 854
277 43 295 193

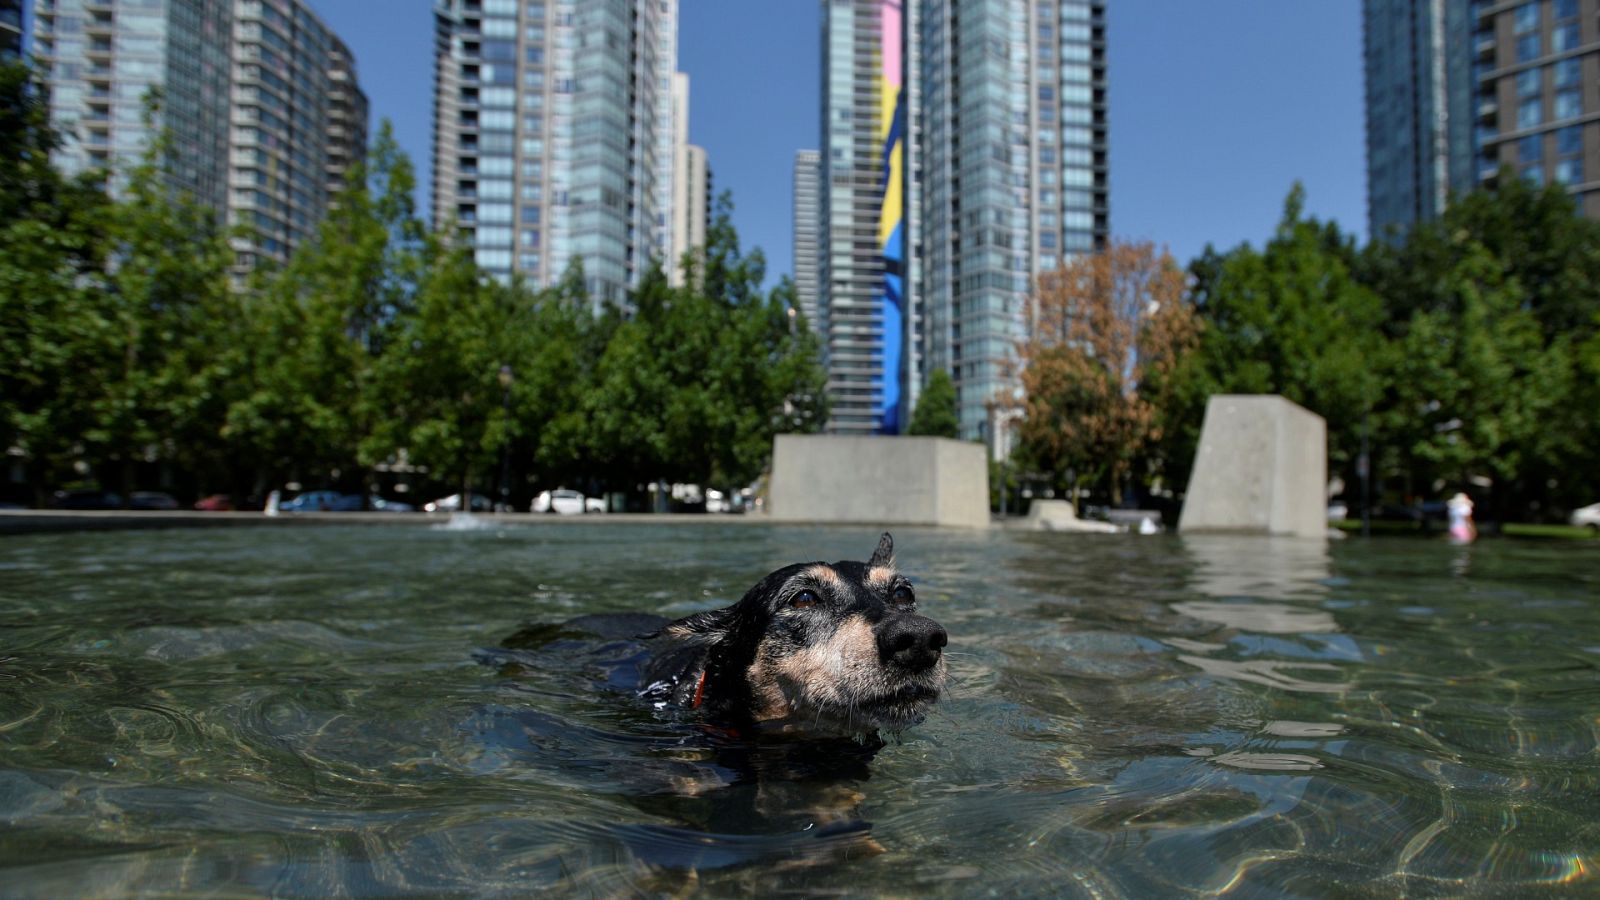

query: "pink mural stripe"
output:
881 0 902 87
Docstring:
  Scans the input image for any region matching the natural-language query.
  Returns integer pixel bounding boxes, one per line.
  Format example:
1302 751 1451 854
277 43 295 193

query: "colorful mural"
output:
877 0 906 433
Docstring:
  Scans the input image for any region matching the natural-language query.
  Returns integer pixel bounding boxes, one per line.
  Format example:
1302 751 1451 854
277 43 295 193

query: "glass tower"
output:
818 0 1108 441
819 0 917 435
792 148 822 331
1364 0 1600 233
431 0 677 307
29 0 368 273
1 0 24 59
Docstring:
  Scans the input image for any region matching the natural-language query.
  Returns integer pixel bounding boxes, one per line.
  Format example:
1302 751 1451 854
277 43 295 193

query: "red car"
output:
194 494 234 511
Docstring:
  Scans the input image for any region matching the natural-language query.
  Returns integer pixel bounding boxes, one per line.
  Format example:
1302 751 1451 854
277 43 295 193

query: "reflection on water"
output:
0 524 1597 895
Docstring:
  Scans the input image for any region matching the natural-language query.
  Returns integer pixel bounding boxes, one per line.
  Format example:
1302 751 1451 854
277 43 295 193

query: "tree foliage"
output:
1158 185 1388 492
0 62 828 510
1014 239 1198 504
908 368 960 438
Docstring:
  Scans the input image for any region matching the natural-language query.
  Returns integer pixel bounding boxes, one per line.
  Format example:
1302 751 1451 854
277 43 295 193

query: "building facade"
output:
1364 0 1600 235
1 0 24 60
669 71 709 286
817 0 1108 442
792 148 821 329
28 0 367 272
818 0 917 435
431 0 678 307
1478 0 1600 217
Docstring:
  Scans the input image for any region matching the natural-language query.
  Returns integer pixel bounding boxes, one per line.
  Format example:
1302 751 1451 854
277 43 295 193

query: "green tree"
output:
1378 246 1567 504
1159 185 1388 494
226 121 424 497
908 368 960 438
368 239 538 504
0 62 112 504
1360 175 1599 517
82 97 237 505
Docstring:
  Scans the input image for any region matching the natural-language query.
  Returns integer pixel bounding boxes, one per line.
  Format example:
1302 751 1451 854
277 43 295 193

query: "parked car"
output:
369 496 415 513
424 492 497 513
1570 501 1600 531
278 490 363 512
532 488 587 515
51 489 123 510
130 491 179 510
194 494 234 511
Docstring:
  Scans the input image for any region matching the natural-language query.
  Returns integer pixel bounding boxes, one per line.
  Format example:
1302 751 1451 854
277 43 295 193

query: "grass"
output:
1331 519 1599 540
1502 523 1599 541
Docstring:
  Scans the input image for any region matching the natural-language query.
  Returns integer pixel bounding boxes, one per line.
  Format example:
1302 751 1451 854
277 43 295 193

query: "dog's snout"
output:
878 616 947 670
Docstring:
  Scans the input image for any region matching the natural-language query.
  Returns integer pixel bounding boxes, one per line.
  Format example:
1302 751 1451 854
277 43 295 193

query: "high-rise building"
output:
1364 0 1600 235
227 0 370 271
816 0 1108 442
431 0 678 307
1 0 24 60
1363 0 1478 236
792 149 821 329
325 34 369 203
919 0 1108 442
1477 0 1600 218
28 0 367 272
669 71 709 286
819 0 917 435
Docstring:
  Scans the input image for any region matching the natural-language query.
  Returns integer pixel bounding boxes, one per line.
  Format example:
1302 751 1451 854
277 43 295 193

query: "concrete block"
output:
1178 395 1327 538
768 435 990 528
1009 499 1120 533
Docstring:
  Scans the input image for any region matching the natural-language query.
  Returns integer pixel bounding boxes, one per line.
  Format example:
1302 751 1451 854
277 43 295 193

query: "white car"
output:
533 488 594 515
1570 502 1600 531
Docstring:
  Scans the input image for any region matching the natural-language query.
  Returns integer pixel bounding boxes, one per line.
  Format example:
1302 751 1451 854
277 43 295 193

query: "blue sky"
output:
310 0 1366 284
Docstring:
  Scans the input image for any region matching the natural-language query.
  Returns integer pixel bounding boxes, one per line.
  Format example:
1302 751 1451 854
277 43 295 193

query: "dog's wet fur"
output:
636 533 948 739
480 535 946 869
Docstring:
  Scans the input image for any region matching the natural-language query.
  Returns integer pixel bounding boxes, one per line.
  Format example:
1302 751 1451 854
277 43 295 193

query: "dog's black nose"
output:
878 616 947 671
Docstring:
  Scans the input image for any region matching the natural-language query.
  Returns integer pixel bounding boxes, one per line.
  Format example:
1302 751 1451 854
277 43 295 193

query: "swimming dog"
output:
638 532 948 739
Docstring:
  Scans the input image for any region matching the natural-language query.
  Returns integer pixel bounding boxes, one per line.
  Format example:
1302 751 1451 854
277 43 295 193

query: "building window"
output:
1552 22 1579 52
1514 3 1538 33
1557 124 1582 155
1555 157 1583 184
1553 57 1580 88
1518 67 1542 97
1517 33 1540 62
1518 98 1543 128
1519 133 1543 162
520 206 540 224
1522 163 1545 185
1553 0 1577 19
1555 88 1580 119
519 253 541 271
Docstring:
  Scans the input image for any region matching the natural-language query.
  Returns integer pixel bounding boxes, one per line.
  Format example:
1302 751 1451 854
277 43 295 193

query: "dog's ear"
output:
661 605 735 645
867 532 895 568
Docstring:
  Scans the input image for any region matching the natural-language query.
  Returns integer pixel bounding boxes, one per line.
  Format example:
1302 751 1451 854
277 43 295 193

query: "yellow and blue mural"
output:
877 0 906 433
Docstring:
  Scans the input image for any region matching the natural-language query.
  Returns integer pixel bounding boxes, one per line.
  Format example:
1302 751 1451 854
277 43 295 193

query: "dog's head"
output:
662 533 947 737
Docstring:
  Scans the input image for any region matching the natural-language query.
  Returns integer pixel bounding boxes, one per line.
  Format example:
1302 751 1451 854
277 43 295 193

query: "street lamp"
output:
498 364 513 511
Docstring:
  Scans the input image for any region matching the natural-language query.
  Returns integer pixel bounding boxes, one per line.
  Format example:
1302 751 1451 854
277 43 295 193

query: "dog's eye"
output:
890 585 915 605
791 589 820 609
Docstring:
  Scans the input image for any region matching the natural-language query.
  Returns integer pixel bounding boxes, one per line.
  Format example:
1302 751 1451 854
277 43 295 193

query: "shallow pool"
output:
1 523 1596 895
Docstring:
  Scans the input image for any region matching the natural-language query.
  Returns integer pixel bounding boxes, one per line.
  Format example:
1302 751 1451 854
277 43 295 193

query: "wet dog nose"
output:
878 616 948 671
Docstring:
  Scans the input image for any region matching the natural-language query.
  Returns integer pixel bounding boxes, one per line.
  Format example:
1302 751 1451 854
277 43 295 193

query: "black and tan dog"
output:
637 532 947 739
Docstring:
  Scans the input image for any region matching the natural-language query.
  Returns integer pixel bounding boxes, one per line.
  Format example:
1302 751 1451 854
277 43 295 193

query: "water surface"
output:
1 523 1596 895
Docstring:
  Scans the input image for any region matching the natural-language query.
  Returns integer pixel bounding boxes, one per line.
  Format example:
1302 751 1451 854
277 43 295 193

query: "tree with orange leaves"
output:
1010 240 1198 508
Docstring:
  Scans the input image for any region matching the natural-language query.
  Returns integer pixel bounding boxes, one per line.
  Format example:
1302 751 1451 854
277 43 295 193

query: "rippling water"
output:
1 523 1597 895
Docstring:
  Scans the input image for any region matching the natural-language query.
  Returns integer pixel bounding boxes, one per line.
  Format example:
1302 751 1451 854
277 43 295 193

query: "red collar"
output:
691 669 708 709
